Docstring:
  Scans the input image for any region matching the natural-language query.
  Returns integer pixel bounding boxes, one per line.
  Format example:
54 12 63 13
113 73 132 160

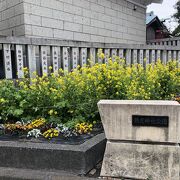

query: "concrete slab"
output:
101 142 179 180
98 100 180 143
98 100 180 179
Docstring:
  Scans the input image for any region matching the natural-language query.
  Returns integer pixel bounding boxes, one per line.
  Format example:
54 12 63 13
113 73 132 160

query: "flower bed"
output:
0 118 102 143
0 58 179 140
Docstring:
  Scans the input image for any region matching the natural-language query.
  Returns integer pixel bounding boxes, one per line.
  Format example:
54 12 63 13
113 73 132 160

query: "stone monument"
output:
98 100 180 180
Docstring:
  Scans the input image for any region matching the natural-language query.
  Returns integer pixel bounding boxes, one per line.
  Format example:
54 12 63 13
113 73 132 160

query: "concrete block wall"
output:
0 0 25 36
0 0 147 44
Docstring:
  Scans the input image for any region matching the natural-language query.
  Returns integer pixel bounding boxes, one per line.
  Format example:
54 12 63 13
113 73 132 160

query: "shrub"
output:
0 59 179 126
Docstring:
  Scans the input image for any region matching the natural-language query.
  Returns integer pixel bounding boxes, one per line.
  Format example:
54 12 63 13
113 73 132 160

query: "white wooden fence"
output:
0 37 180 79
147 37 180 46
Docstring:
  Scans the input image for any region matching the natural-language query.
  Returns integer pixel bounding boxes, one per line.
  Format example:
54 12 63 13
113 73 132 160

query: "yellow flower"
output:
75 122 93 134
0 98 6 103
100 53 105 59
48 109 54 116
43 128 59 139
49 66 53 70
27 118 46 129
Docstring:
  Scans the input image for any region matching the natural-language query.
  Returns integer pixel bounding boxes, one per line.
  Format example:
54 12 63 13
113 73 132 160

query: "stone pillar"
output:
98 100 180 179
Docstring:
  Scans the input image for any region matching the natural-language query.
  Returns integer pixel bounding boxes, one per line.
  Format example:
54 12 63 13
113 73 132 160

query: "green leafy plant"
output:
0 59 179 125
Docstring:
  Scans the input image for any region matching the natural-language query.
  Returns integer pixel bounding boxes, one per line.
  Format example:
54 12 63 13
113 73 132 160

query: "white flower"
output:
56 124 77 137
0 124 4 130
27 129 42 138
16 121 22 125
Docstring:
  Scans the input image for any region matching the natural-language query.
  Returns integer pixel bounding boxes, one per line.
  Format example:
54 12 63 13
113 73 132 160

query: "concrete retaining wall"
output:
0 133 106 175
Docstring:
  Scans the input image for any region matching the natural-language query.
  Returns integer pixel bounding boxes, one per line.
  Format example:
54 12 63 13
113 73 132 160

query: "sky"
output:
147 0 178 32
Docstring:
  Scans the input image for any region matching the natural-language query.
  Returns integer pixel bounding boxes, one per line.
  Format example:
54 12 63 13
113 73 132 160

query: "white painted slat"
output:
3 44 12 79
98 49 103 64
178 51 180 67
173 51 177 60
72 48 79 69
145 50 150 65
111 49 117 62
151 50 155 63
40 46 48 76
27 45 37 78
168 51 172 62
52 46 59 75
15 45 24 78
63 47 70 72
167 41 170 46
104 49 110 64
139 50 144 65
156 50 161 61
118 49 124 59
162 50 167 64
80 48 87 67
125 49 131 65
132 50 137 64
177 40 180 46
90 48 96 65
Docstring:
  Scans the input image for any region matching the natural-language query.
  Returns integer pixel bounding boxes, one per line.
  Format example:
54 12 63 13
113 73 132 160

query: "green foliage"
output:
172 25 180 37
0 60 179 125
174 1 180 23
173 1 180 36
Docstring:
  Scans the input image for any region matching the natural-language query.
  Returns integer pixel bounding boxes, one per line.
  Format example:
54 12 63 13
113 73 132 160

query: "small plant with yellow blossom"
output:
0 57 179 140
43 128 59 139
75 122 93 135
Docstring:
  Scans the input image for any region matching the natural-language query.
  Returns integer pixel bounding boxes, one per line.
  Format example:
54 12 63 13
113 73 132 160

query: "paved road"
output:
0 167 123 180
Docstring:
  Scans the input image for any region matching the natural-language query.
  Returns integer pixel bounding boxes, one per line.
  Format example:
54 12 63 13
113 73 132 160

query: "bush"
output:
0 59 179 126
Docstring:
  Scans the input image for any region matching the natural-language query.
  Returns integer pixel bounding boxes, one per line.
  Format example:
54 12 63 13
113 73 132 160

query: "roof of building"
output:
146 11 157 25
147 0 163 4
127 0 163 7
146 11 170 35
151 0 163 3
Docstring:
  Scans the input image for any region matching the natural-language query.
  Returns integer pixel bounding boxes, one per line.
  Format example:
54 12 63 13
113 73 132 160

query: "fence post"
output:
104 49 110 64
40 46 48 76
151 50 155 63
126 49 131 65
162 50 167 64
3 44 12 79
139 50 144 65
168 51 172 62
156 50 161 61
51 46 60 75
145 50 150 65
177 40 180 46
80 48 87 67
72 48 79 69
62 47 70 72
111 49 117 62
98 49 103 64
15 45 24 78
173 51 177 61
118 49 124 59
173 41 176 46
178 51 180 66
90 48 96 65
27 45 37 78
132 50 137 64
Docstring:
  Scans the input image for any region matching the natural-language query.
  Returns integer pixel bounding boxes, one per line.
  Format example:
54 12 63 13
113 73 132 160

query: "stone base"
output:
101 141 179 180
0 133 106 175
